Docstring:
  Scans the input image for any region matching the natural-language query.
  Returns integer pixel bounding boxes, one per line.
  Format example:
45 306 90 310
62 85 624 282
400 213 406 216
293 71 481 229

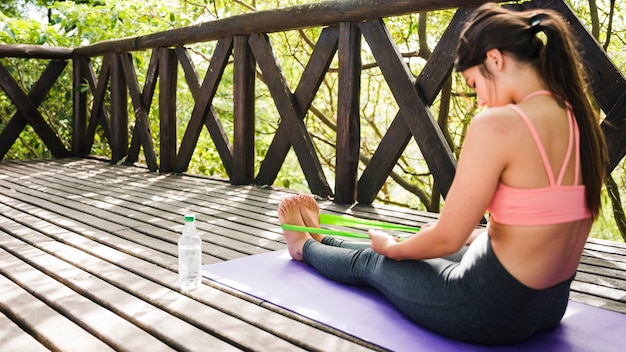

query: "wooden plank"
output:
142 49 160 112
0 213 273 350
73 57 88 156
0 254 115 351
0 158 432 265
583 247 626 265
0 243 173 351
587 237 626 250
0 44 73 59
255 26 339 187
159 48 178 172
7 188 269 261
54 158 441 231
0 179 133 231
569 291 626 314
110 53 128 163
570 280 626 305
232 35 256 185
249 33 332 197
578 263 626 283
575 271 626 293
0 298 50 352
335 22 361 204
15 157 334 255
73 0 490 57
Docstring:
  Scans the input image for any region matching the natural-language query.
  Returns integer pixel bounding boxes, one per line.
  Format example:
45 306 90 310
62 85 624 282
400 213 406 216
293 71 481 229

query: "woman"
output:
278 3 608 344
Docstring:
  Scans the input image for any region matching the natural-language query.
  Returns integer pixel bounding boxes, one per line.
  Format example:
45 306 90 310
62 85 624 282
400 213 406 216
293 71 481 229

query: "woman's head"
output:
455 4 544 74
455 3 580 98
460 48 521 107
455 3 608 218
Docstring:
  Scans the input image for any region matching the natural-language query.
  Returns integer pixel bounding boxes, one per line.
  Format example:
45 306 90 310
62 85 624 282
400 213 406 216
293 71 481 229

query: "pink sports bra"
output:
487 91 590 226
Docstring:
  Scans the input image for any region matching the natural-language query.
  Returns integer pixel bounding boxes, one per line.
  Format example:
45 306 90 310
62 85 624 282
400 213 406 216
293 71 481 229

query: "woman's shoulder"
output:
473 105 520 121
469 106 525 139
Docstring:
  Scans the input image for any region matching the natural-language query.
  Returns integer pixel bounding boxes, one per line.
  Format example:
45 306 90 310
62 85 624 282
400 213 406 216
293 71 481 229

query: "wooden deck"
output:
1 158 625 351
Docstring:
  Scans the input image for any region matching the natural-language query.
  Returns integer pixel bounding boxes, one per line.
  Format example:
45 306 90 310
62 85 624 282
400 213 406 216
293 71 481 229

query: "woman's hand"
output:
369 229 399 258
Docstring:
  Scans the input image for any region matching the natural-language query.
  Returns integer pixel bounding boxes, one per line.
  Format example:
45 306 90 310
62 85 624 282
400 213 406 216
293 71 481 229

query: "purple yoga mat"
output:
202 250 626 351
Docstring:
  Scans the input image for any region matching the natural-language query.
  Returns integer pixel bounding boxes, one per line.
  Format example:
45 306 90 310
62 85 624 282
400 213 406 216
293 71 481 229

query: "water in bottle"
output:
178 214 202 291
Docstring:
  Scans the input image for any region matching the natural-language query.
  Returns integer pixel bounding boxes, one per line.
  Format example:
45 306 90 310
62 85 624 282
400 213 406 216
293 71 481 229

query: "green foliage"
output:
592 160 626 241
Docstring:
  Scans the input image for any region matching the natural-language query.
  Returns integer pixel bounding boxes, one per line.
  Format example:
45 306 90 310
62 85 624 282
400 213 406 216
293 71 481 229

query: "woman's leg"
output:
301 237 474 341
278 196 459 310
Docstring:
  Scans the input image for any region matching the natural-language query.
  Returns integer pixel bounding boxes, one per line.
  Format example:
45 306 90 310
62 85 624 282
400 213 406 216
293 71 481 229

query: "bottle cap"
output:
184 214 195 222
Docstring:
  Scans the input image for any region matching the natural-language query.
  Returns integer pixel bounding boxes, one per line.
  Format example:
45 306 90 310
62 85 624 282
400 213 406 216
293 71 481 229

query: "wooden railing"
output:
0 0 625 205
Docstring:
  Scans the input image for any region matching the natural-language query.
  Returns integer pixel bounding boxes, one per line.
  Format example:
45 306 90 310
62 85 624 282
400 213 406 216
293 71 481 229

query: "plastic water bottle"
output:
178 214 202 291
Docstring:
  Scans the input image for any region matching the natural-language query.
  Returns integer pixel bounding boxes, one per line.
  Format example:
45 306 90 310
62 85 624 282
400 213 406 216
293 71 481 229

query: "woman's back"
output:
486 93 592 289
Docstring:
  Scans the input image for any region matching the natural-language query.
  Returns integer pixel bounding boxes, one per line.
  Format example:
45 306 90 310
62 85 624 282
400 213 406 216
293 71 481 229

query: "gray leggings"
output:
302 232 573 345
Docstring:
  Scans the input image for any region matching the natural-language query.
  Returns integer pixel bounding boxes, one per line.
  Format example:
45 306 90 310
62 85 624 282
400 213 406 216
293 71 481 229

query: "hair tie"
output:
529 13 544 33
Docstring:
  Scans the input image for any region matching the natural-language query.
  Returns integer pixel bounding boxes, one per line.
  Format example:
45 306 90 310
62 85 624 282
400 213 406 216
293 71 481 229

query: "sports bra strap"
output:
507 90 580 187
522 90 552 101
556 109 575 185
507 104 556 186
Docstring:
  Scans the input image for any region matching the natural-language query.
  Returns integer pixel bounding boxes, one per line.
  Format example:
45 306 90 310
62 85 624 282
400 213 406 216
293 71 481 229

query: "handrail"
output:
73 0 489 57
0 44 73 60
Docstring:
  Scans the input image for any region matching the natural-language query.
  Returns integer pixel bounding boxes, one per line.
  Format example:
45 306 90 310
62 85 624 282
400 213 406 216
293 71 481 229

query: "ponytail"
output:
534 9 608 217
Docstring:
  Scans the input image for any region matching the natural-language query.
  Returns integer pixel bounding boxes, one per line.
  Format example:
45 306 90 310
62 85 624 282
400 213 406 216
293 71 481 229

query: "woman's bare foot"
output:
297 194 324 242
278 196 313 261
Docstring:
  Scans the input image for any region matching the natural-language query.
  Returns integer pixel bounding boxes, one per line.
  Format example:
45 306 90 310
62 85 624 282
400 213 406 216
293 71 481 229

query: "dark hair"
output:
456 3 608 217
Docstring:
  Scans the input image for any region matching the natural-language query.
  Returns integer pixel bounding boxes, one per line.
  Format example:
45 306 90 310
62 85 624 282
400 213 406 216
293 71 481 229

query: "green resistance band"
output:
281 213 420 241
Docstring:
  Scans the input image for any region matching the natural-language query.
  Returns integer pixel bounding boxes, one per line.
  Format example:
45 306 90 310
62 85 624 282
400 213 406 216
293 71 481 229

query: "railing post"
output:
334 22 361 204
232 35 256 185
159 47 178 172
72 58 87 156
110 53 128 163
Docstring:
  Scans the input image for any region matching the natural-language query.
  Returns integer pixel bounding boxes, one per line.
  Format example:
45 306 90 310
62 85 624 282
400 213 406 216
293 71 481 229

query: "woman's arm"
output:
465 227 487 245
370 108 511 260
